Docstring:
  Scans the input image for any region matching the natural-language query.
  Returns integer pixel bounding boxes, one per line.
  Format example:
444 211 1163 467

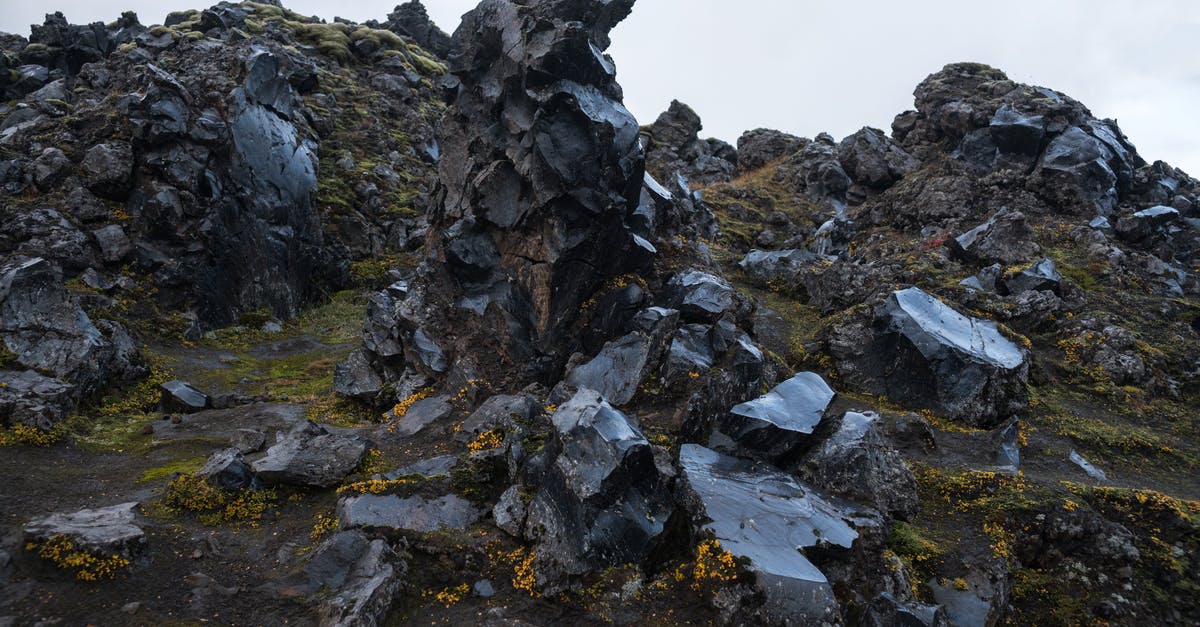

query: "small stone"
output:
121 602 141 615
473 579 495 598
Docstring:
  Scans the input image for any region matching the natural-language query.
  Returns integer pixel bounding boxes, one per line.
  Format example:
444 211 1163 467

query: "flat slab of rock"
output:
337 494 481 533
384 455 458 480
714 372 835 462
252 422 370 488
25 502 145 558
678 444 858 625
392 395 453 436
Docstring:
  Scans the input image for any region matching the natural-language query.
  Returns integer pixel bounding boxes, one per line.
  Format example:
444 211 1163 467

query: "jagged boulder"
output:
1001 258 1061 295
677 444 861 625
838 126 919 192
738 249 815 285
642 100 736 186
196 448 256 491
0 256 136 398
159 380 210 413
285 530 403 627
663 269 739 322
799 411 919 519
947 209 1041 266
711 372 836 464
384 0 452 58
426 0 654 383
830 287 1028 426
522 389 671 586
0 370 74 430
252 422 370 488
565 307 676 405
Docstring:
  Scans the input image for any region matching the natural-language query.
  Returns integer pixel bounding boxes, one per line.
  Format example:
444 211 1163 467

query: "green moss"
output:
139 457 207 483
0 342 16 368
406 45 448 75
22 43 49 53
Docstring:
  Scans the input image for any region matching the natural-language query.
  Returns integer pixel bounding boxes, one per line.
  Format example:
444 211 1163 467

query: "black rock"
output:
736 128 807 174
738 249 815 285
989 104 1045 155
332 349 384 402
160 380 210 413
831 287 1028 427
1002 258 1061 295
947 209 1041 265
523 388 671 586
712 371 835 463
664 270 738 322
838 126 919 190
391 394 453 437
80 142 134 199
800 411 919 519
291 530 403 627
1115 205 1180 242
196 448 256 491
385 0 452 58
0 370 74 431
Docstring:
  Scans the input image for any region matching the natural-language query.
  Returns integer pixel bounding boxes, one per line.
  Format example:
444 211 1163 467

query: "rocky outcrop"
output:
642 100 736 186
736 128 807 174
0 256 141 405
0 370 74 430
382 1 452 58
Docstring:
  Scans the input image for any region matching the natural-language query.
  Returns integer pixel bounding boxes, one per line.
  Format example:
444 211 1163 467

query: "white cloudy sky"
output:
3 1 1197 175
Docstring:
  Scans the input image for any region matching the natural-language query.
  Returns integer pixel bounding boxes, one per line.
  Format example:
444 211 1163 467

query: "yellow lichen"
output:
27 534 131 581
467 428 504 453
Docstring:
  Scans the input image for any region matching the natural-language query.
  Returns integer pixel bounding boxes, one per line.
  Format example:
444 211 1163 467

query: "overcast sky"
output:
3 1 1197 175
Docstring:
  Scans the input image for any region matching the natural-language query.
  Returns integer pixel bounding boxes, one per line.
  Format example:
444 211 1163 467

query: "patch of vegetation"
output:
26 534 131 581
164 474 278 527
138 457 207 483
0 423 68 447
349 253 419 288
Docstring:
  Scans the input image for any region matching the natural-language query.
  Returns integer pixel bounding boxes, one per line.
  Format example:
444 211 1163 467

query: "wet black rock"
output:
196 448 256 491
522 389 670 585
677 444 861 625
0 256 138 398
800 411 919 519
81 142 134 199
663 269 739 322
736 128 807 174
1036 123 1140 214
989 104 1045 155
1115 205 1179 243
830 287 1028 427
711 371 835 464
947 209 1041 266
252 422 370 488
289 530 403 627
1001 258 1061 295
426 0 651 383
776 132 851 211
337 494 481 533
333 349 385 402
642 100 736 186
25 502 146 559
160 380 210 413
564 319 672 406
838 126 919 192
0 370 74 430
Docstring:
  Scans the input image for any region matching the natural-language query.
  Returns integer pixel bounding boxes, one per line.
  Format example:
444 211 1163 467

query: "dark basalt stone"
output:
196 448 256 491
1002 258 1061 295
989 104 1045 155
160 380 210 413
252 422 370 488
523 389 671 585
832 287 1028 427
663 269 737 321
0 370 74 431
947 209 1041 266
713 371 836 463
800 411 919 519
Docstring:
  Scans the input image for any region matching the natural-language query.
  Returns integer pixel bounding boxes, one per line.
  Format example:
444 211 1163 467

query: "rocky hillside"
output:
1 1 1198 626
